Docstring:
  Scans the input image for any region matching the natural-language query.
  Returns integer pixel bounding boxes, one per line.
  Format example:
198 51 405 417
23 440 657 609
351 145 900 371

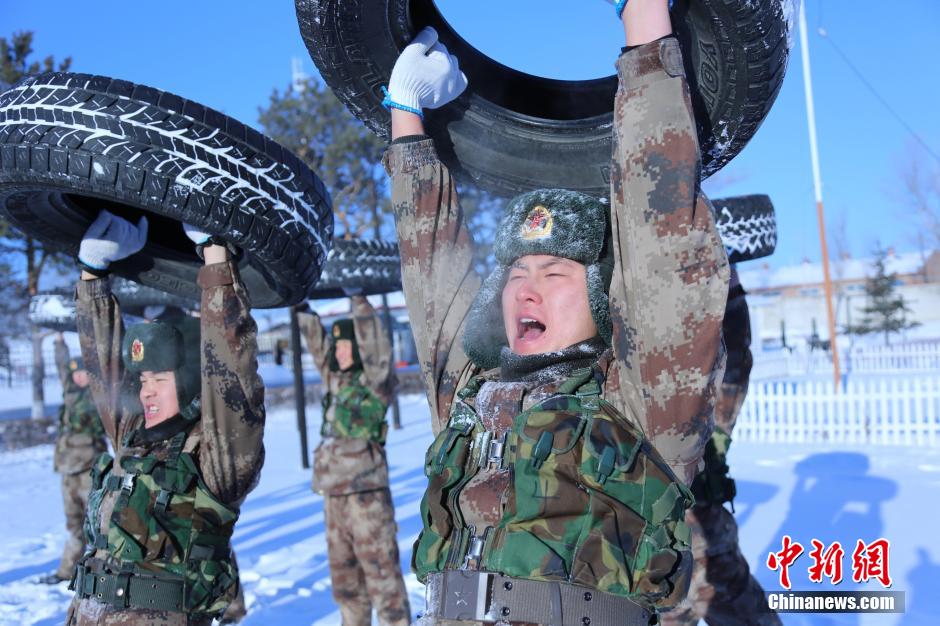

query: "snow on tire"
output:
0 73 333 308
311 239 401 299
29 291 76 332
30 278 199 331
296 0 792 197
713 194 777 264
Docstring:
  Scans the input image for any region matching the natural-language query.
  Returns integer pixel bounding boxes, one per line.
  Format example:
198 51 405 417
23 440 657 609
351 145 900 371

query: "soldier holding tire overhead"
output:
382 0 728 624
297 292 410 626
64 210 266 626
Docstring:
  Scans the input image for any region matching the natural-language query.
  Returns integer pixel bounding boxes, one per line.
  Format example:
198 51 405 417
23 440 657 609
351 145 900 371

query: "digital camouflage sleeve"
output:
75 261 266 506
603 38 729 485
382 142 479 436
383 37 728 483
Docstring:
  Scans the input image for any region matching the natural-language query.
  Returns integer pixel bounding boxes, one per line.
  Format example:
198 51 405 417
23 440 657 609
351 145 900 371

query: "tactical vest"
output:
413 365 694 607
321 372 388 445
60 385 105 438
81 422 238 617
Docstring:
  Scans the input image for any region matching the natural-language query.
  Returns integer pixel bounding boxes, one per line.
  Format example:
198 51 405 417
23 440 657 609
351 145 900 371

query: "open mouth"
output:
517 317 547 342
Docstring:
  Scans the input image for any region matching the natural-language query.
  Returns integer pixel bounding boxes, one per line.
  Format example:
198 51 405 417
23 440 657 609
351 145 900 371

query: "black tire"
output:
713 194 776 263
0 73 334 308
29 291 76 332
310 239 401 299
296 0 791 197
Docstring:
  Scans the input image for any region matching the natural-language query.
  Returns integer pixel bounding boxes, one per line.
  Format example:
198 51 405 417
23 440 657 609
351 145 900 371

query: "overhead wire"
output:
814 0 940 165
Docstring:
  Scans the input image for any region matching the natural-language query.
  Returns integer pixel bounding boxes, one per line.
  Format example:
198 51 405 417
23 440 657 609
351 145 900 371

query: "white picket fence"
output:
736 376 940 446
751 342 940 380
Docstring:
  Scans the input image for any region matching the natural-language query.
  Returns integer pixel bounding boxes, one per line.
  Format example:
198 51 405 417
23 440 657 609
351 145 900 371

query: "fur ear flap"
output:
462 266 509 370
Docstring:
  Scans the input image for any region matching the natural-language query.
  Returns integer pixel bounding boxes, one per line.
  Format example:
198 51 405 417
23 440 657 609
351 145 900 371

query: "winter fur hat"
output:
462 188 615 370
328 318 362 373
67 357 85 372
122 321 201 419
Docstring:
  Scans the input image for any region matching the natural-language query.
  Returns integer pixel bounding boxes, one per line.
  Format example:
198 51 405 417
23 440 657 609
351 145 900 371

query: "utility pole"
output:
290 306 309 468
799 2 841 388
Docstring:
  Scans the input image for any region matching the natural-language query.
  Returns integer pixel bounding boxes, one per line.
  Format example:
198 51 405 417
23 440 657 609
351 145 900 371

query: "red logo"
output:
131 338 145 362
767 535 804 590
851 538 892 587
808 540 845 584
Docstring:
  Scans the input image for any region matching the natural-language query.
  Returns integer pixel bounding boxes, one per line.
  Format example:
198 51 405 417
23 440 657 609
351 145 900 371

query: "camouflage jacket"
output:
75 262 266 573
383 37 729 487
299 295 395 495
53 337 107 475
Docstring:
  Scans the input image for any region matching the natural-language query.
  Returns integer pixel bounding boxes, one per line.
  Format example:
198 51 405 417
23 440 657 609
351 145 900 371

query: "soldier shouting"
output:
381 0 728 623
298 293 411 625
38 335 106 585
64 211 266 625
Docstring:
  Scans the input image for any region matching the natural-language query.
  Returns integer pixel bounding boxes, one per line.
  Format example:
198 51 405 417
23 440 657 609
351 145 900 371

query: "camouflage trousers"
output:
326 488 411 626
58 471 92 579
660 503 780 626
65 597 212 626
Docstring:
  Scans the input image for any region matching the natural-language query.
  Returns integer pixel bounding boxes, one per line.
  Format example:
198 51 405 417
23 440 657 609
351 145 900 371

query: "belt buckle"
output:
440 571 493 621
120 473 135 493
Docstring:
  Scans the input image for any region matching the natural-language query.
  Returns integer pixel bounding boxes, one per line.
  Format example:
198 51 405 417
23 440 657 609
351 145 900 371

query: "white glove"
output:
384 27 467 115
78 211 148 270
183 223 211 246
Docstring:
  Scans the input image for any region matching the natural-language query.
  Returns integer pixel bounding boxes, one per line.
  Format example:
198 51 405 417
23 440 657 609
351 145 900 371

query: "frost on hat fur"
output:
462 188 614 370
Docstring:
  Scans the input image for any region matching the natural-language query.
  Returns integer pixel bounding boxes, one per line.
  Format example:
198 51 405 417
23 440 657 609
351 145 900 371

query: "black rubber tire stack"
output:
296 0 791 197
311 239 401 299
713 194 777 263
0 73 333 308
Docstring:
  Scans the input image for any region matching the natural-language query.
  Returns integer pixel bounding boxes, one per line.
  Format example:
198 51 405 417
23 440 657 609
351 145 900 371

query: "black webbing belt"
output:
72 564 185 613
425 571 656 625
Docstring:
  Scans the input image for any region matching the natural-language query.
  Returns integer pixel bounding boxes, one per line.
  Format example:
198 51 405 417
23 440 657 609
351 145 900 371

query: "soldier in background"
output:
37 334 107 585
381 0 729 621
662 266 781 625
298 293 410 626
65 211 266 625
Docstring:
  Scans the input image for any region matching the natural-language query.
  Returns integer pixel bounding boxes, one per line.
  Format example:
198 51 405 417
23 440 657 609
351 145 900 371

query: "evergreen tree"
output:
848 248 920 345
257 76 501 264
0 31 72 418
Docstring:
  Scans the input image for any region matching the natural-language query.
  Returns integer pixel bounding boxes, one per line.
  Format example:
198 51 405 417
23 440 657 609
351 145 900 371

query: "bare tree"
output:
898 146 940 249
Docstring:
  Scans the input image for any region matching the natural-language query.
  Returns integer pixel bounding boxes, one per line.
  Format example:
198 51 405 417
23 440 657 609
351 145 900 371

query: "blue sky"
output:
5 0 940 269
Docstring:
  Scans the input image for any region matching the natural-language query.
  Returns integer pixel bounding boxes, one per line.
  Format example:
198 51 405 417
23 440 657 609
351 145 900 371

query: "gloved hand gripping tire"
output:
382 26 468 117
78 211 148 273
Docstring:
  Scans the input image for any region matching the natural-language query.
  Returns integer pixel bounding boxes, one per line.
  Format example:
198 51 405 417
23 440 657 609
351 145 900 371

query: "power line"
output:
817 27 940 165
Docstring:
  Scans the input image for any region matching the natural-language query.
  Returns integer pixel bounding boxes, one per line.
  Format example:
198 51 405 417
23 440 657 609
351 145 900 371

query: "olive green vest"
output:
413 365 694 607
60 384 105 438
321 372 388 445
83 423 238 617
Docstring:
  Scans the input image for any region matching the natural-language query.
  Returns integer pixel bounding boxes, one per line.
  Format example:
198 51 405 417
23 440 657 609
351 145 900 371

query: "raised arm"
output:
297 306 331 375
53 333 71 388
75 210 148 444
606 1 730 485
382 27 477 433
187 230 266 506
350 295 394 399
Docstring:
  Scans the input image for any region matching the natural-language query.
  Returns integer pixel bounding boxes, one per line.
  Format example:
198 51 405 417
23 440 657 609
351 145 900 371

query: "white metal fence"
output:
751 341 940 380
736 376 940 446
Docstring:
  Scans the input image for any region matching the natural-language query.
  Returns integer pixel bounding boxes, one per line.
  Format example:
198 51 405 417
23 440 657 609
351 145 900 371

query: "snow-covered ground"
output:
0 393 937 625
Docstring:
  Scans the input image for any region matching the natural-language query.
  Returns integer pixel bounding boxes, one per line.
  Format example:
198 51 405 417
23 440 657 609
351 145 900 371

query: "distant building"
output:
738 249 940 350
